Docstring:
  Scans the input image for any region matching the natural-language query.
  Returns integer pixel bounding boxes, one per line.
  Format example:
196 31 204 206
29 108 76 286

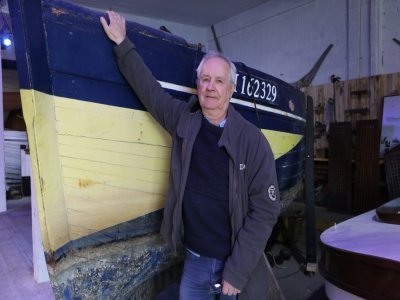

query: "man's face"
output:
197 57 235 117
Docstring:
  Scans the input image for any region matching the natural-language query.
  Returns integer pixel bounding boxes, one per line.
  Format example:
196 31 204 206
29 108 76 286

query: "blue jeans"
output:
179 249 238 300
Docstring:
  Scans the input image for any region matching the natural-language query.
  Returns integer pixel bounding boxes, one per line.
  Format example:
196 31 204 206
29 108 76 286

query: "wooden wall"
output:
306 72 400 157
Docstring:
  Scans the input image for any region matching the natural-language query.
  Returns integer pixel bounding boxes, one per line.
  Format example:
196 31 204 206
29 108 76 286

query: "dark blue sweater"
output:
182 118 231 260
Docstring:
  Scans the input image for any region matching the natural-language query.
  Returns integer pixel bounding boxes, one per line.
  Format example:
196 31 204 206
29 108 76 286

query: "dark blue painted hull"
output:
10 0 306 193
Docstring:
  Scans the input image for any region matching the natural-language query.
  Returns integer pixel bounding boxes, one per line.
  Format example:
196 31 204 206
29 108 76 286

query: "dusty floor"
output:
0 198 352 300
0 198 54 300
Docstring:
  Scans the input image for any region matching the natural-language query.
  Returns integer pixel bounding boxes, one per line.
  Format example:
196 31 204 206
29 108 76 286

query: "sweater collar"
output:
203 115 227 128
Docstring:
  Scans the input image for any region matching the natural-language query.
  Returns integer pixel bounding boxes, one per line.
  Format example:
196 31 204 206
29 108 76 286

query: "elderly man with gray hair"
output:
101 10 280 300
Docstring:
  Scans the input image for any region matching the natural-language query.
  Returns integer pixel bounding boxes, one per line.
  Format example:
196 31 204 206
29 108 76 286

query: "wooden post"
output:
305 95 317 272
0 51 7 212
28 152 50 283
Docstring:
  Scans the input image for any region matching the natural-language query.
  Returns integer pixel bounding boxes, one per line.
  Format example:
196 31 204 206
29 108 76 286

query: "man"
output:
101 10 281 300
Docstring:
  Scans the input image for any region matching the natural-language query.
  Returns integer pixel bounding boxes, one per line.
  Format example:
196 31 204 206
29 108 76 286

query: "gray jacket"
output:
115 38 281 299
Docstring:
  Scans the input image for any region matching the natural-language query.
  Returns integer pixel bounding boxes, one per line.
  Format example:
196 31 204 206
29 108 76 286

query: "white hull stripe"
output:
230 98 306 122
159 81 197 95
158 80 306 123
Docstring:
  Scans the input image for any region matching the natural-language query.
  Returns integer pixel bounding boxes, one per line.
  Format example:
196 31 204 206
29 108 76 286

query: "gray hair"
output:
196 51 237 84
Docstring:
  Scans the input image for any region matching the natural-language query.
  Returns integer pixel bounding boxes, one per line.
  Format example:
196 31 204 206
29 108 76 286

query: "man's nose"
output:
206 80 215 90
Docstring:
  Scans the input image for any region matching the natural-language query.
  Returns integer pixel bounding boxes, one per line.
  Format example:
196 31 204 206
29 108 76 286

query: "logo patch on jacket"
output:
267 185 277 201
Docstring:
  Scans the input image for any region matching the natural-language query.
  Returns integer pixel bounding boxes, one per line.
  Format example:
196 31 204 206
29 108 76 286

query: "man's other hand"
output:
222 280 241 296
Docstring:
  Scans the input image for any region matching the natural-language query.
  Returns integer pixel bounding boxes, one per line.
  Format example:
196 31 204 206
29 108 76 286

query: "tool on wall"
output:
292 44 333 89
393 38 400 47
314 121 326 139
325 74 340 134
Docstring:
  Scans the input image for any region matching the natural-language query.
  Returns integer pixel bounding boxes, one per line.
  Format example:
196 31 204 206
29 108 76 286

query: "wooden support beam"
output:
4 92 22 111
30 154 50 283
0 54 7 212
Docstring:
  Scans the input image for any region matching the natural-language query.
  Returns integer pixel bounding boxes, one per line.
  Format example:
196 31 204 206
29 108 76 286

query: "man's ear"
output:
230 83 236 97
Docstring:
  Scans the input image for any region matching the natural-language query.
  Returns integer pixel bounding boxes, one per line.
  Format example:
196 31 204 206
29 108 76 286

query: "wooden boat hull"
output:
9 0 306 298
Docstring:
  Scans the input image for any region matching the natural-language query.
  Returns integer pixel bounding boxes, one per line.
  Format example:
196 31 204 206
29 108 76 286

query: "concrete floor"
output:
271 202 353 300
0 198 352 300
270 228 328 300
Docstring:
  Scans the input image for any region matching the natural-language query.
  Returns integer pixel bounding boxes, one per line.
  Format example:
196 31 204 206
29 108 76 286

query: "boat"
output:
8 0 306 298
320 198 400 299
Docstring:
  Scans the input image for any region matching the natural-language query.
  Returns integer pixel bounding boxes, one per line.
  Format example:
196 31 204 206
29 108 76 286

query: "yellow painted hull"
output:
22 89 171 254
22 89 303 256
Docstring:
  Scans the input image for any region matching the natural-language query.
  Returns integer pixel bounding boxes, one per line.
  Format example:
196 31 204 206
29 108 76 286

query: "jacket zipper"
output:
230 159 238 246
